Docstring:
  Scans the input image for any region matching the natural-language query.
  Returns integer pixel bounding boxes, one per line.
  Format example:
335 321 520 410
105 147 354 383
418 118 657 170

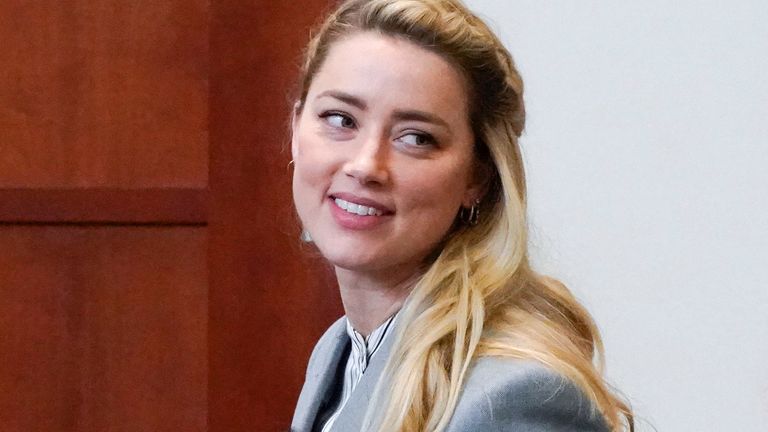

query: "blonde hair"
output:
295 0 633 430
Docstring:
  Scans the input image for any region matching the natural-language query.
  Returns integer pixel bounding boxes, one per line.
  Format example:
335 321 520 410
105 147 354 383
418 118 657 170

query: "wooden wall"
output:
0 1 340 431
209 1 342 431
0 227 207 431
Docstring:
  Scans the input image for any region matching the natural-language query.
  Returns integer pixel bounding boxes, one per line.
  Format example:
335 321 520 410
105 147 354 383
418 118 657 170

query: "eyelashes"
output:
319 111 355 129
398 132 436 147
318 110 438 148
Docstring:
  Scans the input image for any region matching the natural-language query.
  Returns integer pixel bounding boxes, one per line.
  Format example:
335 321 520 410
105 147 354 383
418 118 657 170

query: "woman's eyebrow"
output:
316 90 367 110
392 110 449 129
316 89 450 130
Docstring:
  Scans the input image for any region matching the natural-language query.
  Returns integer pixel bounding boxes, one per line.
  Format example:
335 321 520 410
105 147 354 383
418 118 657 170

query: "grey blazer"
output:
291 317 610 432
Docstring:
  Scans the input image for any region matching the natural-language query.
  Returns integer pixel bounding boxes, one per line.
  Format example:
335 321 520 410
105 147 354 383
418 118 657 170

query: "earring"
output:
460 199 481 226
287 159 295 170
300 229 313 243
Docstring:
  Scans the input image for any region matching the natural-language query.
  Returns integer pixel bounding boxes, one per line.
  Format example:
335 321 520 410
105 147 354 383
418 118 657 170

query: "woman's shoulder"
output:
446 356 611 432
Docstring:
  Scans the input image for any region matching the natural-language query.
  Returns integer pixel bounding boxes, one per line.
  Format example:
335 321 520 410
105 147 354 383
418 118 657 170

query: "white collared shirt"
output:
320 314 397 432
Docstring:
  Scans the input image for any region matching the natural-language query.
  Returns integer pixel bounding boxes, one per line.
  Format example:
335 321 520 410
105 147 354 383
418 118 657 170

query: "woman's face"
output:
292 32 482 280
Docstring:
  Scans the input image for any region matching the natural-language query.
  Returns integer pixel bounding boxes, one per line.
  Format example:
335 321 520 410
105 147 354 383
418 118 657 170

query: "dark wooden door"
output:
0 1 340 431
208 1 342 431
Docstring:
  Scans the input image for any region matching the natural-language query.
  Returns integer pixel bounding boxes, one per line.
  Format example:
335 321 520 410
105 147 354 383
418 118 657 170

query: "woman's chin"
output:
324 254 382 274
319 249 393 275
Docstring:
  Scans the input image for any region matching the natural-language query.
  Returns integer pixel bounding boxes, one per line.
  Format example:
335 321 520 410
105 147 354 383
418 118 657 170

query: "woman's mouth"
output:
333 197 385 216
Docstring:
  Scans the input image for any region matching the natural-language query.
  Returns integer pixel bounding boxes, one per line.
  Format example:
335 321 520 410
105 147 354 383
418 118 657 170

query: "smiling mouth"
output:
332 197 386 216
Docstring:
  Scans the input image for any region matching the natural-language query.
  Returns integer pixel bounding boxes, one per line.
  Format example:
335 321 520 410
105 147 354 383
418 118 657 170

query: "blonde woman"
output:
289 0 633 431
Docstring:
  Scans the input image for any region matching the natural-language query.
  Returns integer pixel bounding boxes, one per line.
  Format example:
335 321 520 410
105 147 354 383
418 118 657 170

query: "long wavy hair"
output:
294 0 633 430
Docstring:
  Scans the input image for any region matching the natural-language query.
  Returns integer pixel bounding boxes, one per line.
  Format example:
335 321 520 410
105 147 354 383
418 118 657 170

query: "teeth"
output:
334 198 384 216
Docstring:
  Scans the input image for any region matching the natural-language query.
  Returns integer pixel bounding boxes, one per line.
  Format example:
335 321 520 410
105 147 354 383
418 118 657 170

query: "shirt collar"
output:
345 313 397 363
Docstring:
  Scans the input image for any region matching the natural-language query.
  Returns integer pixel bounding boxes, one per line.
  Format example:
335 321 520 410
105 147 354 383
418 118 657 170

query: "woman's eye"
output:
322 112 356 129
399 133 435 147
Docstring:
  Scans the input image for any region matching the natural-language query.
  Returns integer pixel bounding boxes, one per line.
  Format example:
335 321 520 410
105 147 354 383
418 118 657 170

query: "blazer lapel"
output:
292 318 349 432
330 316 400 432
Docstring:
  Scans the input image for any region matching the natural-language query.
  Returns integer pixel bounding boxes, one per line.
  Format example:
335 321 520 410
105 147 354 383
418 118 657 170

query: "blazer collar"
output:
292 317 349 432
329 314 400 432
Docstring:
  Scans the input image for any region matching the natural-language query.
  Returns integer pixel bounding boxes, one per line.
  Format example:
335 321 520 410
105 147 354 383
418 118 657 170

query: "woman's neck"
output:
335 265 419 336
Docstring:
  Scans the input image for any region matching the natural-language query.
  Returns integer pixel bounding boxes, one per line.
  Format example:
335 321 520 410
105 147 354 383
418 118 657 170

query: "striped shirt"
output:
320 314 397 432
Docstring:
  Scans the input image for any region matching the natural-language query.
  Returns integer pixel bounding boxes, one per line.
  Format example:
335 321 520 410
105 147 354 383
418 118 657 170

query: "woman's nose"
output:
342 134 390 186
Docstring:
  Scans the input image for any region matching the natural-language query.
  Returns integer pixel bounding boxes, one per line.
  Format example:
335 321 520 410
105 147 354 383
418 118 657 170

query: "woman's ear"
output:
463 159 492 207
290 101 302 160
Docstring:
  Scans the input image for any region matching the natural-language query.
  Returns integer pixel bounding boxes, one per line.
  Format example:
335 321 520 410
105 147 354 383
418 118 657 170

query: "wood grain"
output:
208 1 343 431
0 227 207 432
0 188 207 224
0 1 209 188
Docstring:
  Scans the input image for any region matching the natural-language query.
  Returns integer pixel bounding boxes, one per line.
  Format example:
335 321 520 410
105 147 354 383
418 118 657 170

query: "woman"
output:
289 0 633 431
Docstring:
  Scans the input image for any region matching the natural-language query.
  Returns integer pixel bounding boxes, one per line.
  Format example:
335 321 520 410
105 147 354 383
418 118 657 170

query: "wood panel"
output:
0 227 207 432
0 188 207 224
0 1 208 188
209 1 343 431
0 0 347 430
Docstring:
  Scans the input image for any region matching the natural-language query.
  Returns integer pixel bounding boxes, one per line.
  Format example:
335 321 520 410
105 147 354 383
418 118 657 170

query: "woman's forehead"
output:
307 32 471 119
